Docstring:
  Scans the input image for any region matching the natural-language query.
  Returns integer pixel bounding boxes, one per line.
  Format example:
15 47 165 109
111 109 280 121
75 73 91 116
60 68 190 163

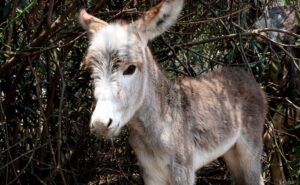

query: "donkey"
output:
79 0 267 184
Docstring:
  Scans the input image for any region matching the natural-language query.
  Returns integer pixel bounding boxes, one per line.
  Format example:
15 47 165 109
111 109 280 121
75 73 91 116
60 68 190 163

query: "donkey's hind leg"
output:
223 137 264 185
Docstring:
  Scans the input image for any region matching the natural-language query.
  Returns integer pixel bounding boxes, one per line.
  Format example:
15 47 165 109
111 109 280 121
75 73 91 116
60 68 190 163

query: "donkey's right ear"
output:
79 9 108 37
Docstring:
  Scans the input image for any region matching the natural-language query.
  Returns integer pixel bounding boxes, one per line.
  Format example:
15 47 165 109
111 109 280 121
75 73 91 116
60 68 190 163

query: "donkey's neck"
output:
128 48 188 152
138 48 171 119
129 48 188 152
131 48 184 134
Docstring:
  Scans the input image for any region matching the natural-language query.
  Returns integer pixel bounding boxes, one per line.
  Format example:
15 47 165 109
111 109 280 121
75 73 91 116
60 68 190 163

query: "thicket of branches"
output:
0 0 299 184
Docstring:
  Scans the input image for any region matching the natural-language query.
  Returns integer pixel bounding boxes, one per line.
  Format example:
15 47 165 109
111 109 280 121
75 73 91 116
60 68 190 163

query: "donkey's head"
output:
79 0 183 137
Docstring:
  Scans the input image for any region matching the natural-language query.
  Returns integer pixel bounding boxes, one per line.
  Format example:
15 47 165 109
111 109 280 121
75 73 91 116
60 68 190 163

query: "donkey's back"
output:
178 67 266 185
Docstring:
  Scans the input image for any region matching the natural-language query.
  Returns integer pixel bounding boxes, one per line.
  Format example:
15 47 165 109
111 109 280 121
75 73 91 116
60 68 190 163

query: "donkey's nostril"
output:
107 118 113 128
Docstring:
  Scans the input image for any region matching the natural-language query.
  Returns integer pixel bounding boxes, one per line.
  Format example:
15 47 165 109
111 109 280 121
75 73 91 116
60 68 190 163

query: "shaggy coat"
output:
79 0 267 184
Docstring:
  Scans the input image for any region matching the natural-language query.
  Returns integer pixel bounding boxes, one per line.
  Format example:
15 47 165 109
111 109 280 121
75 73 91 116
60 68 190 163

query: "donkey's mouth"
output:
108 126 121 137
90 124 121 138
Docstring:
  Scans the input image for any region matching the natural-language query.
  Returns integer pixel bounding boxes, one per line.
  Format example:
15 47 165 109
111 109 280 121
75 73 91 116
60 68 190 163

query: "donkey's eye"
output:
123 65 136 75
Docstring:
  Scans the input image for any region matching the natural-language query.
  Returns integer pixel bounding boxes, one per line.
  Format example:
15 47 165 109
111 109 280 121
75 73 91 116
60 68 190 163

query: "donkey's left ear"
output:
79 9 108 37
131 0 184 44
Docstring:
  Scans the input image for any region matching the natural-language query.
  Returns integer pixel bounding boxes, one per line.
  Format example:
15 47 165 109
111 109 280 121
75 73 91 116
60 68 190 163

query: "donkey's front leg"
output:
143 170 169 185
135 149 171 185
169 162 195 185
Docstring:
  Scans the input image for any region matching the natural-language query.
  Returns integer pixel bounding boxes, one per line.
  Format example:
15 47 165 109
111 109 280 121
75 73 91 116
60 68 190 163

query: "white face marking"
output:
88 24 147 137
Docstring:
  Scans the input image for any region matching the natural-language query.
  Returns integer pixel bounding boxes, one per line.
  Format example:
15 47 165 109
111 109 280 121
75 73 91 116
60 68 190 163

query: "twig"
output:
0 2 77 77
0 136 29 155
47 0 55 27
156 30 300 72
161 36 193 76
183 31 300 48
55 53 67 185
0 32 86 57
0 143 48 171
254 28 300 40
29 58 59 182
108 0 135 21
285 98 300 110
238 32 251 71
179 5 250 25
4 119 20 184
183 47 224 66
165 68 189 76
111 141 136 185
7 152 34 185
6 0 19 50
0 94 5 123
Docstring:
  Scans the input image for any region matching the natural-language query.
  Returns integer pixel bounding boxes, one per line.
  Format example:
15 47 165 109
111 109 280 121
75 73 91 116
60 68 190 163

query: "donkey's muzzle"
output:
90 118 120 137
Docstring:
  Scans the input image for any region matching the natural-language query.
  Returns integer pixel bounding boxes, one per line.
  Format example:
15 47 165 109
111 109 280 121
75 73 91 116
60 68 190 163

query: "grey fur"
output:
79 0 267 184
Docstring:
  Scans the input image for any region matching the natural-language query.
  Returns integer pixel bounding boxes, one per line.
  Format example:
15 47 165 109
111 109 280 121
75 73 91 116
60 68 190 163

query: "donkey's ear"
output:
131 0 184 44
79 9 108 37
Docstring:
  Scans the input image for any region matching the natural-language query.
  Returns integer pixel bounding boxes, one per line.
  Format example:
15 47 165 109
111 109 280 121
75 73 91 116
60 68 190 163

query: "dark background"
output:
0 0 299 184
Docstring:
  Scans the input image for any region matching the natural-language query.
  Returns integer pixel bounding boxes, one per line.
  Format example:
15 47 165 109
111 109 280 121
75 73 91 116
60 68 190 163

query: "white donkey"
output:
79 0 267 184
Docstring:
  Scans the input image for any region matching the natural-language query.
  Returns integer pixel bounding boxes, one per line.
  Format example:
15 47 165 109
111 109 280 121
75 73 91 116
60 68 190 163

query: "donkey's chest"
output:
138 147 172 182
129 130 173 183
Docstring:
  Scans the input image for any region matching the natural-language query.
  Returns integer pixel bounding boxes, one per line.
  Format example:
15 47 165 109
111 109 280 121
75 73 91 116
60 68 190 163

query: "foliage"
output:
0 0 299 184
